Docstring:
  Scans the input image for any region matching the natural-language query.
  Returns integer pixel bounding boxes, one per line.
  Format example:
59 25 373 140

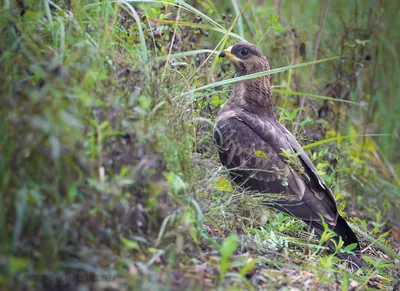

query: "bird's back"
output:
214 111 362 261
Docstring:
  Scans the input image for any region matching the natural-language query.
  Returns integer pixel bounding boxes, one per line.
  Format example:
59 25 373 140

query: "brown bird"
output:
215 42 365 268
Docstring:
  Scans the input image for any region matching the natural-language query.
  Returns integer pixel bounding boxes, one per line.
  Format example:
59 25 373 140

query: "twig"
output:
295 0 332 130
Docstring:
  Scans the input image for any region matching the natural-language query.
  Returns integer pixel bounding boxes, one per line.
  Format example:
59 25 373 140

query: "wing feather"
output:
214 112 338 224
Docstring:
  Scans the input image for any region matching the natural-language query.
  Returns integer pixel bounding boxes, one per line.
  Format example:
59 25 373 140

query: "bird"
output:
214 42 366 268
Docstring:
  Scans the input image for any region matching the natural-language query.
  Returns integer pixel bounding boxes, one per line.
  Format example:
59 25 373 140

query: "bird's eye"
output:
240 49 249 57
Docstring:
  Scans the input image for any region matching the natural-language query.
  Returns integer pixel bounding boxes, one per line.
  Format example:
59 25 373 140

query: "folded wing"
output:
214 112 338 226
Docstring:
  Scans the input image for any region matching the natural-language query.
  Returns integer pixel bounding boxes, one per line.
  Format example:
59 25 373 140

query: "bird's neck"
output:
228 76 276 118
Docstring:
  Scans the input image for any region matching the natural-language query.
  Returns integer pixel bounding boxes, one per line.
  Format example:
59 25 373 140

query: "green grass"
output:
0 0 399 290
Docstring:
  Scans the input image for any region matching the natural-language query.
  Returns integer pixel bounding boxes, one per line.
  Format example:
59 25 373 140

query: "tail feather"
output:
311 215 367 269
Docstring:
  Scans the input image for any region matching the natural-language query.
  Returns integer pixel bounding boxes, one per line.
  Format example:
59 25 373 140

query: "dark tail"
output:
311 215 367 269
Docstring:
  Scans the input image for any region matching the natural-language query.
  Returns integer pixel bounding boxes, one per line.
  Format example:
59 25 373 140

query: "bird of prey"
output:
215 42 365 268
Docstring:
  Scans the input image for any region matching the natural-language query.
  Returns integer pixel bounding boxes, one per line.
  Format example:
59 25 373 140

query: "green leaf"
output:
213 176 233 192
319 225 336 244
119 166 131 177
300 118 314 126
99 121 109 131
239 258 255 277
355 39 370 46
254 150 269 159
164 172 187 193
138 95 152 111
339 200 347 212
190 226 199 244
343 243 358 252
22 11 44 22
120 237 140 250
220 234 238 258
282 108 300 121
331 236 344 252
8 256 29 272
67 183 78 202
209 95 220 107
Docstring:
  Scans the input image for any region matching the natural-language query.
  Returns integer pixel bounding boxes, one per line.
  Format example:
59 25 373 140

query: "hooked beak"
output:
219 46 236 60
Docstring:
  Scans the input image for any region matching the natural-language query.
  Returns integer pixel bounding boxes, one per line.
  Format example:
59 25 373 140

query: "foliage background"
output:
0 0 399 290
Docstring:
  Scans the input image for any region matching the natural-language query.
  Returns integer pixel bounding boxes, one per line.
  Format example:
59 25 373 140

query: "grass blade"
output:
156 49 220 61
83 1 245 41
149 18 244 41
273 89 358 105
187 56 340 94
231 0 244 38
12 188 28 252
350 223 400 260
120 2 148 63
302 134 392 150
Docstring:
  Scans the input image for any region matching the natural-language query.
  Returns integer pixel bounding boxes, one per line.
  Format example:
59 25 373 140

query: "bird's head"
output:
219 42 269 75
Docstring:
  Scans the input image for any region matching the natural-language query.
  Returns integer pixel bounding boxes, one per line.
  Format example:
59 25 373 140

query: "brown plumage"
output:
215 42 366 268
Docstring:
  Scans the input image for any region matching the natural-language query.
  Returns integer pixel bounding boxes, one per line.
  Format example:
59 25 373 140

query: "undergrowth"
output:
0 0 399 290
